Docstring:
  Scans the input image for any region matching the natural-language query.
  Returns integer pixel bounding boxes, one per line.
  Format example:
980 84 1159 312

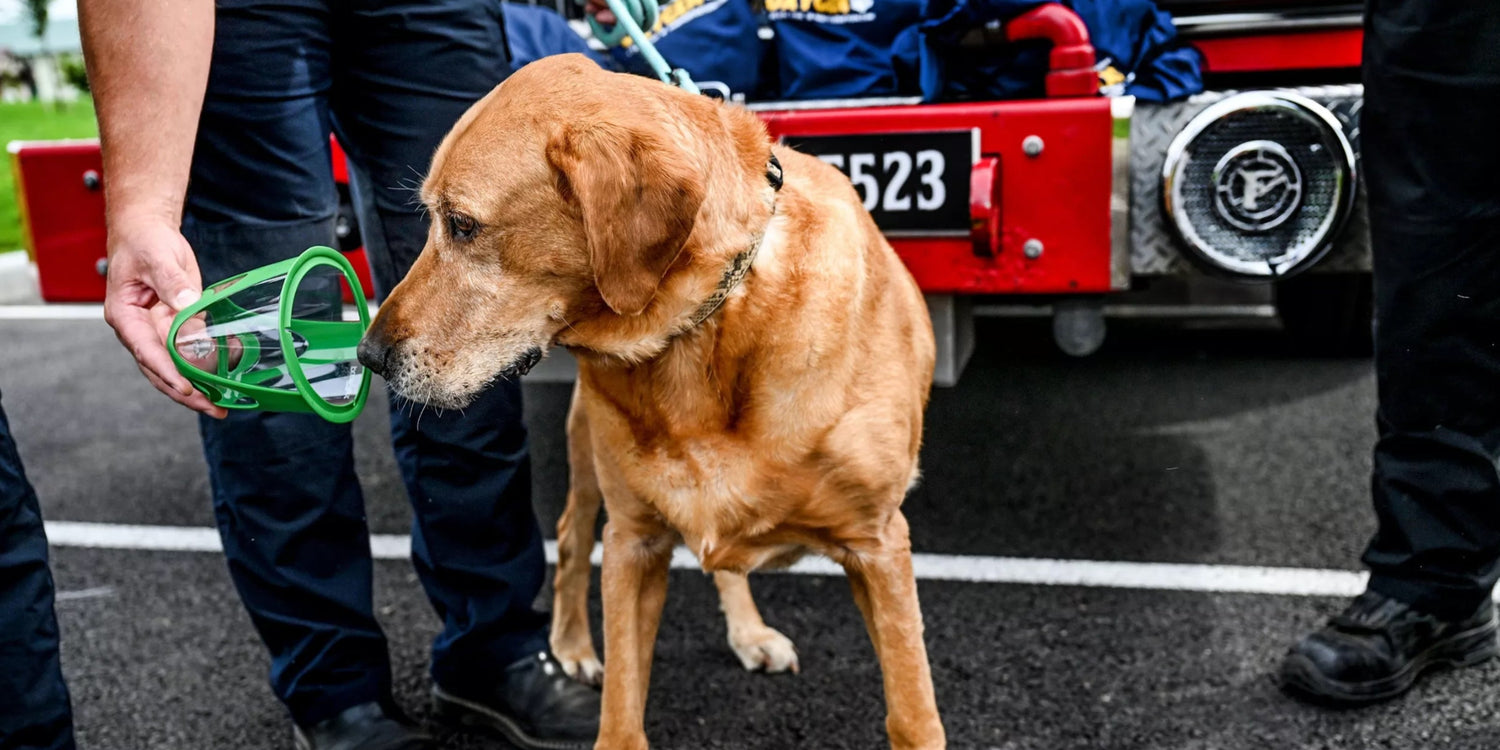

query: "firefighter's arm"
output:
78 0 226 417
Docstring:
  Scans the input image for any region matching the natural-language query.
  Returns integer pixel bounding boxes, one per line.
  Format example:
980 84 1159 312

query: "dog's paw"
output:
728 624 800 675
595 731 650 750
556 650 604 686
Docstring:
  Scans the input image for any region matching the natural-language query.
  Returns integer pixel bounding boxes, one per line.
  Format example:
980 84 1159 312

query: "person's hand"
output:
585 0 616 27
103 217 228 418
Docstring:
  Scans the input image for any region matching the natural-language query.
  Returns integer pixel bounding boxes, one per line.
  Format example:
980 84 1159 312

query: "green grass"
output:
1 98 99 253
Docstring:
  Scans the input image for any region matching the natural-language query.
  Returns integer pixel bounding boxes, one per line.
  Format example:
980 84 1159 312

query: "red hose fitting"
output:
1006 4 1099 98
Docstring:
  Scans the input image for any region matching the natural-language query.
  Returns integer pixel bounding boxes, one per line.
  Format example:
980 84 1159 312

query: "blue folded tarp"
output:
770 0 1202 101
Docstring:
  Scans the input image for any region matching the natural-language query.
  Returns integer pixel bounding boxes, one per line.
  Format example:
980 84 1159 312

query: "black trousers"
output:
183 0 546 727
1361 0 1500 619
0 396 75 750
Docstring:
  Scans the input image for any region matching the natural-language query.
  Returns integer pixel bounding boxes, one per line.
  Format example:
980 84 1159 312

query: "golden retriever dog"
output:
358 54 944 750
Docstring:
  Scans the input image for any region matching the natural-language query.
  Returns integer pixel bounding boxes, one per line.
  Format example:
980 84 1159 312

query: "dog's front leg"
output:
552 386 605 685
713 572 799 674
843 511 946 750
596 520 673 750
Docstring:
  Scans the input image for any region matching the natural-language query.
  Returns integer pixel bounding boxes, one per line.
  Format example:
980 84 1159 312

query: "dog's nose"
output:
356 335 391 377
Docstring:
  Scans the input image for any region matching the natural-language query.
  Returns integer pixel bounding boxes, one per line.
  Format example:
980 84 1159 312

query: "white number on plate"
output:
916 149 945 211
817 150 947 213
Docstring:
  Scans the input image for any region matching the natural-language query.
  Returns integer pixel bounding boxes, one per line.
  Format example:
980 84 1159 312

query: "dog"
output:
359 54 944 750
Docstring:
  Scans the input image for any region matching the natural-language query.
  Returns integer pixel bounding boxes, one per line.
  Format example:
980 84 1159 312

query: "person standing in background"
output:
0 394 75 750
1280 0 1500 705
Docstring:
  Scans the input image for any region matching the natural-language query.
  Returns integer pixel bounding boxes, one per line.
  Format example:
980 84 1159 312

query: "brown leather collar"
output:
678 154 783 332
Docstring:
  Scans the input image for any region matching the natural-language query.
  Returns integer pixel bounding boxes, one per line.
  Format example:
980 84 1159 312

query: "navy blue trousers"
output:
0 396 75 750
185 0 546 726
1361 0 1500 619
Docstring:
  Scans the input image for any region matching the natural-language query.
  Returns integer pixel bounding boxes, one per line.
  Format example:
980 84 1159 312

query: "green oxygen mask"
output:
169 246 373 423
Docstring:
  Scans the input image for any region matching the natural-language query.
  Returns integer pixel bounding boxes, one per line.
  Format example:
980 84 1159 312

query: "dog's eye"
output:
447 212 478 241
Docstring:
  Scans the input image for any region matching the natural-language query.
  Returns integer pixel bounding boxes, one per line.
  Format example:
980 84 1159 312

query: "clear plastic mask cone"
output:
285 262 365 409
172 272 294 408
169 246 373 422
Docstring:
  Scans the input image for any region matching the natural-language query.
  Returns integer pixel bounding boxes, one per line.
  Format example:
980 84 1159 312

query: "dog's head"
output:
358 54 776 408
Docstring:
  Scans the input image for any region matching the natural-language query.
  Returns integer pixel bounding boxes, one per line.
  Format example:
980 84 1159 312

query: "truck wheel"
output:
1276 272 1373 356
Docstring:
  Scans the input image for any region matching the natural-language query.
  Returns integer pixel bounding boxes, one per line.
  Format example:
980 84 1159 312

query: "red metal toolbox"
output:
10 138 375 304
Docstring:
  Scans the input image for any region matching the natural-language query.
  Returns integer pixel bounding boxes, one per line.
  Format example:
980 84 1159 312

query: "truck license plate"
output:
779 130 977 235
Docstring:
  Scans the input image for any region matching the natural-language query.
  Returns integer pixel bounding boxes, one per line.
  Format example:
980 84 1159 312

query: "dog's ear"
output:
547 122 706 316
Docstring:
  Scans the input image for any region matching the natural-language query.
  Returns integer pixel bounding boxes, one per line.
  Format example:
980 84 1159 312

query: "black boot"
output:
434 651 600 750
292 702 434 750
1280 590 1498 706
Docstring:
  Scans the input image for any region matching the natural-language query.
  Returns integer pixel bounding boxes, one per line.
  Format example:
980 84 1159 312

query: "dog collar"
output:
765 153 784 191
680 154 783 331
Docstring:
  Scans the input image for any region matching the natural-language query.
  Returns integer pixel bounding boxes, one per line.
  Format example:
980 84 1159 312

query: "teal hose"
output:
587 0 700 94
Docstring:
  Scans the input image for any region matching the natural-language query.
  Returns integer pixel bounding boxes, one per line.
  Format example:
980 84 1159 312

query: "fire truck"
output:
9 0 1367 385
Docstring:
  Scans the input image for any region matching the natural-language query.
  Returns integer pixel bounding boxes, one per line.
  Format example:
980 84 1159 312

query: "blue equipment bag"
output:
767 0 1202 102
607 0 766 99
915 0 1202 102
503 0 1200 104
1066 0 1202 102
503 3 614 70
765 0 928 100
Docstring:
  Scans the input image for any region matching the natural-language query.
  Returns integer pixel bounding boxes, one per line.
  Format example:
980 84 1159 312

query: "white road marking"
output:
0 303 379 321
54 586 116 602
48 522 223 551
42 520 1390 599
0 304 104 319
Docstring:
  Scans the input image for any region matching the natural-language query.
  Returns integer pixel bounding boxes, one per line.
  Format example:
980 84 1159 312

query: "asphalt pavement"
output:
5 313 1499 750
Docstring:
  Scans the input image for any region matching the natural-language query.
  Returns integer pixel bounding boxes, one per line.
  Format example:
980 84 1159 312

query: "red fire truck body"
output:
9 0 1367 384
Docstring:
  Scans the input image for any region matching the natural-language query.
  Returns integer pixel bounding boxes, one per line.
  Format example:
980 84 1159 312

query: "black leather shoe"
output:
434 651 600 750
1280 590 1498 706
292 702 434 750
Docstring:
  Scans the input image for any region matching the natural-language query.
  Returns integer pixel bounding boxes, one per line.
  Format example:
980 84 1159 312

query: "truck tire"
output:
1276 272 1373 356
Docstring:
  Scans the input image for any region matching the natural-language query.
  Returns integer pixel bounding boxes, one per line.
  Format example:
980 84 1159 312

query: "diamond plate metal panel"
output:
1130 85 1369 276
